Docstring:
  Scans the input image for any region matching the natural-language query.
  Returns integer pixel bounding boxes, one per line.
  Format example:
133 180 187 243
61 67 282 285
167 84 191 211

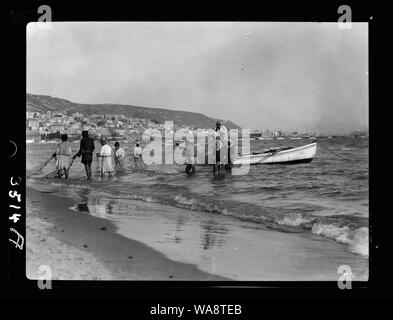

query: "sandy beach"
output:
26 187 229 281
26 182 368 281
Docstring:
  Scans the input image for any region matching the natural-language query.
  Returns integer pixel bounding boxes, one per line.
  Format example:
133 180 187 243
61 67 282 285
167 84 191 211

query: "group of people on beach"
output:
51 130 144 180
51 121 232 180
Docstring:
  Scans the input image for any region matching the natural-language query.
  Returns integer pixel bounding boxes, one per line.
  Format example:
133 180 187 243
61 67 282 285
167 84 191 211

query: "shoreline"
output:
26 182 368 281
26 186 229 281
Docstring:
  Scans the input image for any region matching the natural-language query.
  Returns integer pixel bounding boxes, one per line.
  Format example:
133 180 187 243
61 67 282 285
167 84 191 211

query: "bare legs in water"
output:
55 168 69 179
84 163 92 180
213 164 222 176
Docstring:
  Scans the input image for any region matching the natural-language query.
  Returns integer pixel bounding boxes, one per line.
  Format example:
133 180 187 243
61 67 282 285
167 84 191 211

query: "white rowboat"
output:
233 142 317 165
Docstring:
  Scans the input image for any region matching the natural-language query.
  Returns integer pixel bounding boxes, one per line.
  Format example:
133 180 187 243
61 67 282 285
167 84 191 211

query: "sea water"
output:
26 137 369 280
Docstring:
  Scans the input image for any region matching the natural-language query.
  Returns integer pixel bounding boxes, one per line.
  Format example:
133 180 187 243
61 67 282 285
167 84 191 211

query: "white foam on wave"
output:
132 194 155 203
222 209 230 215
174 195 196 206
275 213 316 227
173 195 232 215
312 223 369 257
143 196 154 203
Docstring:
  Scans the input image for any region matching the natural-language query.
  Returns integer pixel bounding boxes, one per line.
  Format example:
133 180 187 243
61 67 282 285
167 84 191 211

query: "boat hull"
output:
233 143 317 165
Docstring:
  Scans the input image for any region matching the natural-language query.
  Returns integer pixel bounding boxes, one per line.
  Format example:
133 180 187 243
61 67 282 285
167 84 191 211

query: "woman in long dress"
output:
97 138 114 176
53 134 72 179
114 141 125 173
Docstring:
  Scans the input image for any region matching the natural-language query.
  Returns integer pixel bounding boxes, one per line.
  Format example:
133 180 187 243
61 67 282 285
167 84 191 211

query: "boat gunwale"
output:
235 142 317 159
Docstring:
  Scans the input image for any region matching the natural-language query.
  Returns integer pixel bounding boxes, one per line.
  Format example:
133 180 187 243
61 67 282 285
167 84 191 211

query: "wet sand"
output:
26 187 229 280
26 183 368 281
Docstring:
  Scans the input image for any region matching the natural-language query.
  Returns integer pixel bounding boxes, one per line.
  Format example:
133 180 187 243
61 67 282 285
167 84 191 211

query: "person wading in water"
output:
224 139 233 173
213 135 224 176
214 121 221 133
97 138 114 176
133 143 144 168
213 121 228 176
53 134 72 179
114 141 125 173
185 138 196 176
73 129 95 180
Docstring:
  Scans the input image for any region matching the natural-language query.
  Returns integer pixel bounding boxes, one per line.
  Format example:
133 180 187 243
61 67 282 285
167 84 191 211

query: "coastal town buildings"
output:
25 110 173 143
26 110 368 143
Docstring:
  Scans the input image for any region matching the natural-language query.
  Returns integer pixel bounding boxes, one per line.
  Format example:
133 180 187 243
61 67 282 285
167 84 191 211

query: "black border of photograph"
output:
5 0 390 304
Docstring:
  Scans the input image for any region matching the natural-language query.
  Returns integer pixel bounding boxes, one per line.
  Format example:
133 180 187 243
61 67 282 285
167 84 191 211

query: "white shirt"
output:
114 147 125 160
219 125 228 134
185 142 194 164
216 139 224 150
134 146 142 157
100 144 112 157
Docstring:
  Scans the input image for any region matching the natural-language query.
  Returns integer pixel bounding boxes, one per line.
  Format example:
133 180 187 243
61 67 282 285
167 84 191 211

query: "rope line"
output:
317 141 364 167
28 156 54 177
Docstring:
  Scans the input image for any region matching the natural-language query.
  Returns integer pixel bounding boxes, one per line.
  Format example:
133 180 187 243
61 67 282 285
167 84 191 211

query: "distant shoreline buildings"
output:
249 128 368 140
26 109 215 143
26 110 369 144
26 110 168 143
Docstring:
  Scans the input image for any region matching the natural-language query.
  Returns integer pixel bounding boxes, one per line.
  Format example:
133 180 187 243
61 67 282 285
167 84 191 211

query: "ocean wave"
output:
174 195 197 206
275 213 317 228
29 178 369 258
311 223 368 257
171 196 369 258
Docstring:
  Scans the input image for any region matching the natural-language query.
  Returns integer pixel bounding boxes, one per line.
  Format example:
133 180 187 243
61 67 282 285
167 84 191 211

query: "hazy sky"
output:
27 22 368 132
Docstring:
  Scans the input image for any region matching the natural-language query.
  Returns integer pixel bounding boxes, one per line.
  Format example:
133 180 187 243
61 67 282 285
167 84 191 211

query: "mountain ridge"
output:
26 93 241 130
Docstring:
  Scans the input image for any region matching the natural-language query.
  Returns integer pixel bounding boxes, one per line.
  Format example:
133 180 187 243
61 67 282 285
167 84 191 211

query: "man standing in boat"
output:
73 128 95 180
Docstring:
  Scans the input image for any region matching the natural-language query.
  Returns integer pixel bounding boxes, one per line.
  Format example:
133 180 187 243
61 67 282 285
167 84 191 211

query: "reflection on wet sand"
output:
72 189 230 252
75 203 90 213
83 199 118 218
201 220 229 250
73 189 127 218
172 215 186 244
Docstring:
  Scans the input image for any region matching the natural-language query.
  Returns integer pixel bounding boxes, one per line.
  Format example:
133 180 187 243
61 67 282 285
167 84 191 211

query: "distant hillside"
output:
26 94 241 130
